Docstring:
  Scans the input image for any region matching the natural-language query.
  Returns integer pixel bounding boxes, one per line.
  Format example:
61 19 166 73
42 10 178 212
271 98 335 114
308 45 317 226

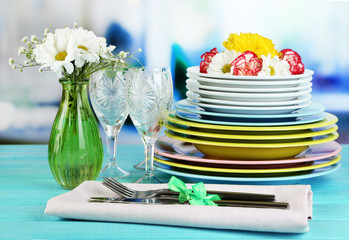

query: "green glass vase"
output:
48 79 104 189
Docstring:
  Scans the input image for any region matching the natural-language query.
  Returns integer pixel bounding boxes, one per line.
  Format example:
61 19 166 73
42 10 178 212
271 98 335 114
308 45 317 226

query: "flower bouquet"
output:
10 23 141 189
199 33 305 76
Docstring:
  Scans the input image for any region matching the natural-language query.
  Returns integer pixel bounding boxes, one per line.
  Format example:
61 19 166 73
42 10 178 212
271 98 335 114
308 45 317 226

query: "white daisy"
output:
258 54 291 76
72 27 105 68
207 50 240 75
34 28 76 76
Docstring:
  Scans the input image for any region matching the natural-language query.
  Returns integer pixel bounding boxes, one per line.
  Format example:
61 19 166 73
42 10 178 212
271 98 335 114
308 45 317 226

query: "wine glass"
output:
126 67 173 183
89 68 130 179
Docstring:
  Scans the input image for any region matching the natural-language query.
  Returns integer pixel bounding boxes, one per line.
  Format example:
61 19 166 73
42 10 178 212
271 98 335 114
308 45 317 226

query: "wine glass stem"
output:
106 134 117 165
105 125 121 166
144 141 155 177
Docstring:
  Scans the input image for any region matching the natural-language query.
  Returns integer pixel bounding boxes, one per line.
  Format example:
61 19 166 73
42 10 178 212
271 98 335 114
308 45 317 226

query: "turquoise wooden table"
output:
0 144 348 239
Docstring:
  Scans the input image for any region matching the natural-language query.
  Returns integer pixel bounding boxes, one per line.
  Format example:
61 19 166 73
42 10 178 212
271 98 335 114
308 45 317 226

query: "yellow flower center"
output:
269 66 275 76
78 45 88 51
222 64 231 73
55 51 67 61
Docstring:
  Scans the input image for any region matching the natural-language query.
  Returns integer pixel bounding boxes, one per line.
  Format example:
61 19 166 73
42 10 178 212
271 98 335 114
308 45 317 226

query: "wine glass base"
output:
98 163 130 179
133 173 164 184
133 160 145 170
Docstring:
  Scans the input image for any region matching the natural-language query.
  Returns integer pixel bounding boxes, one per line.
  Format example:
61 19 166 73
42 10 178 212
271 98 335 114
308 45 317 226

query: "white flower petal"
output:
63 62 74 74
74 57 85 68
207 50 239 75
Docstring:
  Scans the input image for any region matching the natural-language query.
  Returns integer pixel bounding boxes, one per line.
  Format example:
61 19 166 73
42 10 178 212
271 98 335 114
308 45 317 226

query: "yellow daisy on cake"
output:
223 33 278 58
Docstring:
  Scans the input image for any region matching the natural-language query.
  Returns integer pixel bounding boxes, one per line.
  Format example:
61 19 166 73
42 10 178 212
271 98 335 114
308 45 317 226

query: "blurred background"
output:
0 0 348 145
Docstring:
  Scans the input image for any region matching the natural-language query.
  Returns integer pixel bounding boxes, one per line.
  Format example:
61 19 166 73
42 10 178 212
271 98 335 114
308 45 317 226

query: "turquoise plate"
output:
175 99 326 119
155 162 341 184
175 109 327 126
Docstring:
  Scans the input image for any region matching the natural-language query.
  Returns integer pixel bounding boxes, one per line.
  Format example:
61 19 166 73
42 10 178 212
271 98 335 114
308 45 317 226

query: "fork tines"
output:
102 178 133 198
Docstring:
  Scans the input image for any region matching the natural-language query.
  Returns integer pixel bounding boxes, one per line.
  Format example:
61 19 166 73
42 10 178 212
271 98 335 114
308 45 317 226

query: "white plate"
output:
186 79 313 93
186 91 312 106
187 73 313 88
187 98 312 114
187 66 314 80
187 85 312 102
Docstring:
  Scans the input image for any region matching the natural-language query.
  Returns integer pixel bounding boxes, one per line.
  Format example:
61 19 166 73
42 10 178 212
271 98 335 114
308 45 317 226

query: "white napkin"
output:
45 181 312 233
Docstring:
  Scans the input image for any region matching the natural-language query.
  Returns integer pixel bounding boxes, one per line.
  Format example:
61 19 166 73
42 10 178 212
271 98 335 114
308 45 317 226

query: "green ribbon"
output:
190 182 221 206
168 176 193 203
168 176 221 206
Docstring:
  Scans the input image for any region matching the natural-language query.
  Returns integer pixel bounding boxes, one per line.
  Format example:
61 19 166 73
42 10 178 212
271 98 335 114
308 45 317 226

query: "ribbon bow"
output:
168 176 193 203
168 176 221 206
190 182 221 206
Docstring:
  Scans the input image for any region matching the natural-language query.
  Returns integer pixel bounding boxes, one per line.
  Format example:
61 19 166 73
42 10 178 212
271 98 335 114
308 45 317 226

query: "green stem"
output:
81 62 113 79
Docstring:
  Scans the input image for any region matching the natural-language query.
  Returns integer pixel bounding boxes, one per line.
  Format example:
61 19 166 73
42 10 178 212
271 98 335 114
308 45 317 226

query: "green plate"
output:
165 122 338 140
167 110 338 132
165 130 339 160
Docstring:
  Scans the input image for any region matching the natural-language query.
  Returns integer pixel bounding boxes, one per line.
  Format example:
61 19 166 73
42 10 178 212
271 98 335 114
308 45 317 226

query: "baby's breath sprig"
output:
9 27 51 72
113 48 143 69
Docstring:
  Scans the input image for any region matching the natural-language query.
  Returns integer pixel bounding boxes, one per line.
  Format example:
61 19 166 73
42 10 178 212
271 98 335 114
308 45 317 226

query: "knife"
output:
89 197 288 209
125 188 276 202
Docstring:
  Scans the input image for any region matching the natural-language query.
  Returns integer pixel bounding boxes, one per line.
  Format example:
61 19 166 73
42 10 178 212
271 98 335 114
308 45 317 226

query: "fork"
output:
102 177 276 201
102 178 174 198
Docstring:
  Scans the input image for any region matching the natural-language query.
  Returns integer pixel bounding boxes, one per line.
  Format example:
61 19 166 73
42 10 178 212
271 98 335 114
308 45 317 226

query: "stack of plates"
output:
154 66 341 183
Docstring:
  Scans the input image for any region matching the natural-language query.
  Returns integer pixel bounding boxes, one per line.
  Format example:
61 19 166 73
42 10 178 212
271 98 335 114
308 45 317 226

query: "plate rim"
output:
165 130 339 148
168 110 338 131
175 99 326 119
154 137 342 165
186 91 312 106
165 121 338 140
186 85 312 98
187 98 311 112
154 154 341 174
187 66 314 80
186 79 313 93
155 162 341 182
175 109 327 127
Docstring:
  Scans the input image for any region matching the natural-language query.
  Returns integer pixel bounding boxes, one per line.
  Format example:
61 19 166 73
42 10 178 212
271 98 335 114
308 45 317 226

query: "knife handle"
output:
208 190 275 202
216 200 288 209
156 189 275 202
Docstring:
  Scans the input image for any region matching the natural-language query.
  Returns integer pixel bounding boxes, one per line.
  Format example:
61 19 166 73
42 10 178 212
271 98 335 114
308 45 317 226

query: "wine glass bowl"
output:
91 70 128 125
90 68 130 179
126 67 173 183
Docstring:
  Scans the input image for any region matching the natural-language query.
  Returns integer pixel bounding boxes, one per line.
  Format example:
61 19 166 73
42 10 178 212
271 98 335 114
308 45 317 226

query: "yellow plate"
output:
167 110 338 132
154 155 341 174
165 122 338 140
165 131 339 160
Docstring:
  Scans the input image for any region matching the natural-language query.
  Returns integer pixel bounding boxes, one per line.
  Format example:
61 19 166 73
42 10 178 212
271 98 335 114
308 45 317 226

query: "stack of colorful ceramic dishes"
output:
154 66 341 183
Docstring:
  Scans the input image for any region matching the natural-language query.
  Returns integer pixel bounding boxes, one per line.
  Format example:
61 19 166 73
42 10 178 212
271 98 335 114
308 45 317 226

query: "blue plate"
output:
175 99 326 119
155 162 341 184
175 109 327 126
